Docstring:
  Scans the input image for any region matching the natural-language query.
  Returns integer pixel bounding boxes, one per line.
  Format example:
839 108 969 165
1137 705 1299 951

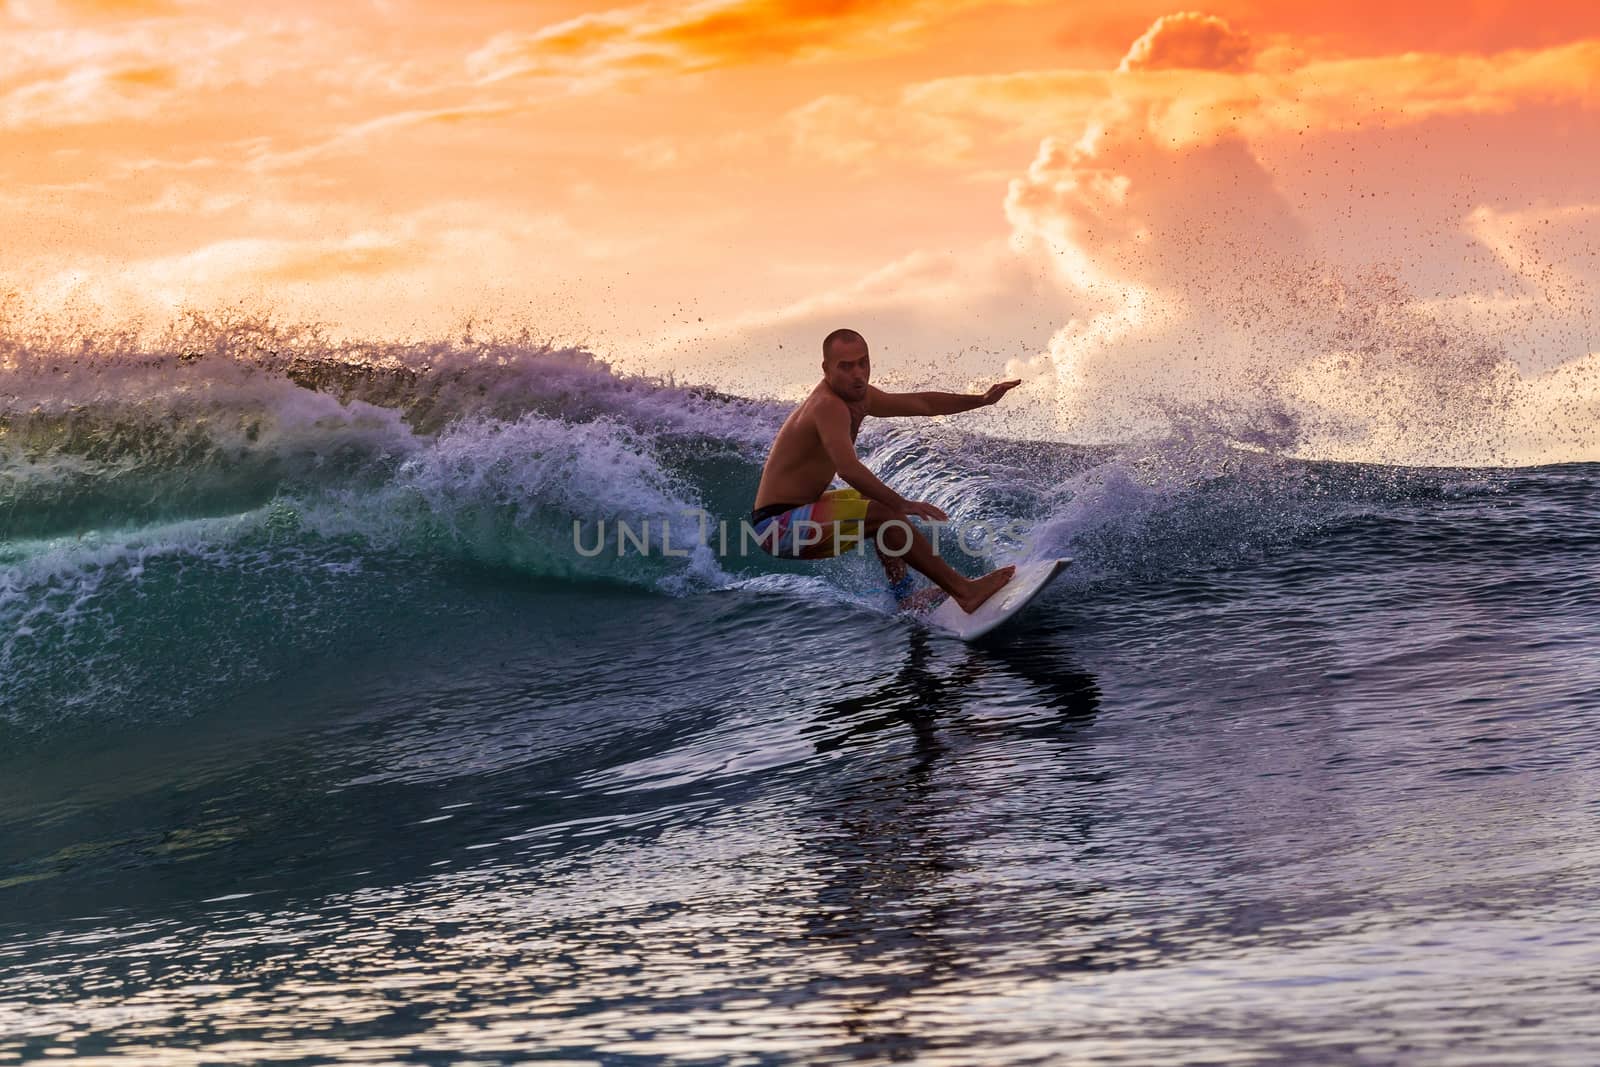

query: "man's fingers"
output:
985 379 1023 404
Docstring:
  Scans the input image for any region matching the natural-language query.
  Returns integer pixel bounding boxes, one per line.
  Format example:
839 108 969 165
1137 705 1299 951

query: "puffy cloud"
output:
968 15 1600 463
1118 11 1252 73
1005 128 1306 293
1002 122 1314 444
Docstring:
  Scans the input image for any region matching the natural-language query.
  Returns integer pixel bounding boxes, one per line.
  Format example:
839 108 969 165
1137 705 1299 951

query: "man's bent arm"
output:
815 397 908 509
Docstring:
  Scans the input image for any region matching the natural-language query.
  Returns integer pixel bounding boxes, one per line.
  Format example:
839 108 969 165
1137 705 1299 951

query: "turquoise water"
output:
3 331 1599 1064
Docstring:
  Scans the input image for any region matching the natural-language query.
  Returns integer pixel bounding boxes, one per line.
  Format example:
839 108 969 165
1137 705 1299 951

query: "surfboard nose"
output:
926 557 1071 641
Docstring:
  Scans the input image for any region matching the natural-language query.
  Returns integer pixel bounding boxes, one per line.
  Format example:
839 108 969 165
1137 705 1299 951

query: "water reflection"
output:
807 628 1101 759
794 629 1102 1059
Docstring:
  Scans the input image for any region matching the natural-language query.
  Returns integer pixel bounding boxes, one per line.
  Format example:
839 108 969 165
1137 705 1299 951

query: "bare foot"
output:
955 565 1015 614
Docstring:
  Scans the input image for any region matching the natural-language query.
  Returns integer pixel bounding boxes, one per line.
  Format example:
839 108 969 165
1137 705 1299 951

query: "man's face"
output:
823 339 870 402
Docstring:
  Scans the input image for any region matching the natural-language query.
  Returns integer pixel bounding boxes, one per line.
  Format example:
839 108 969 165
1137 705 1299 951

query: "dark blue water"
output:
3 334 1599 1064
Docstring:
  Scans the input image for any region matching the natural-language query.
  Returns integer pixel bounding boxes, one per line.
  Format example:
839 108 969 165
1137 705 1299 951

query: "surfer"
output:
750 328 1020 614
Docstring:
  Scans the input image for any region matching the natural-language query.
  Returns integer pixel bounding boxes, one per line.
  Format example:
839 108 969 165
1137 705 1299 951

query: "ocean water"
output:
3 322 1599 1065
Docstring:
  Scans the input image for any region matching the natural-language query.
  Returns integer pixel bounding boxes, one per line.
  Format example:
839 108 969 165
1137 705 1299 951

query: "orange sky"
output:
5 0 1599 461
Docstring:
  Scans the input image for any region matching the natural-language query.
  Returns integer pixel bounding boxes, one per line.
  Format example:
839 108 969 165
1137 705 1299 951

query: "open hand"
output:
902 499 948 522
983 379 1023 406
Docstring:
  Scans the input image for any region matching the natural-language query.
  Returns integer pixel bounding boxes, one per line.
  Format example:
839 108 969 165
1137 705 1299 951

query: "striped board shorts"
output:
747 488 870 560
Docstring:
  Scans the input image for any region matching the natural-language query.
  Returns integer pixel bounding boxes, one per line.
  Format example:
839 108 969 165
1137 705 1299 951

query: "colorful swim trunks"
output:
747 488 870 560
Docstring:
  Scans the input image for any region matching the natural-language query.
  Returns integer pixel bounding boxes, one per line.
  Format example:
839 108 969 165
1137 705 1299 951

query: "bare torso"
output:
753 382 865 510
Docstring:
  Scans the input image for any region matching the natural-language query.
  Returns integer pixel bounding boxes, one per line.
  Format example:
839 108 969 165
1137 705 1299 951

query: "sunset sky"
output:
5 0 1598 460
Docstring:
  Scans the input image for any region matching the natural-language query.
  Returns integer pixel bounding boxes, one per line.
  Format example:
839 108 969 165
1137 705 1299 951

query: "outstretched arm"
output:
866 380 1022 417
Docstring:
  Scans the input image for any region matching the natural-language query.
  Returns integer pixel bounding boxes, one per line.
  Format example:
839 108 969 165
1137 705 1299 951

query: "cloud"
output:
0 18 236 80
3 0 187 22
42 229 431 297
1118 11 1252 73
777 30 1600 181
0 14 450 138
465 0 1024 88
644 13 1600 461
8 203 650 341
245 102 519 171
784 93 973 169
1447 202 1600 374
0 61 183 129
899 37 1600 151
953 15 1600 463
1005 129 1307 294
999 116 1313 443
252 234 430 284
133 182 247 216
650 239 1075 407
0 19 260 130
620 136 682 170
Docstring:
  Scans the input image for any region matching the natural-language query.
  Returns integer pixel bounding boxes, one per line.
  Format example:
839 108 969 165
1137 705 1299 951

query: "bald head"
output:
822 328 867 363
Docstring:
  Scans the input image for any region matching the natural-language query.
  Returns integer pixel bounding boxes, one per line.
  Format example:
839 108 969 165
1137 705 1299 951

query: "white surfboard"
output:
925 557 1071 641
